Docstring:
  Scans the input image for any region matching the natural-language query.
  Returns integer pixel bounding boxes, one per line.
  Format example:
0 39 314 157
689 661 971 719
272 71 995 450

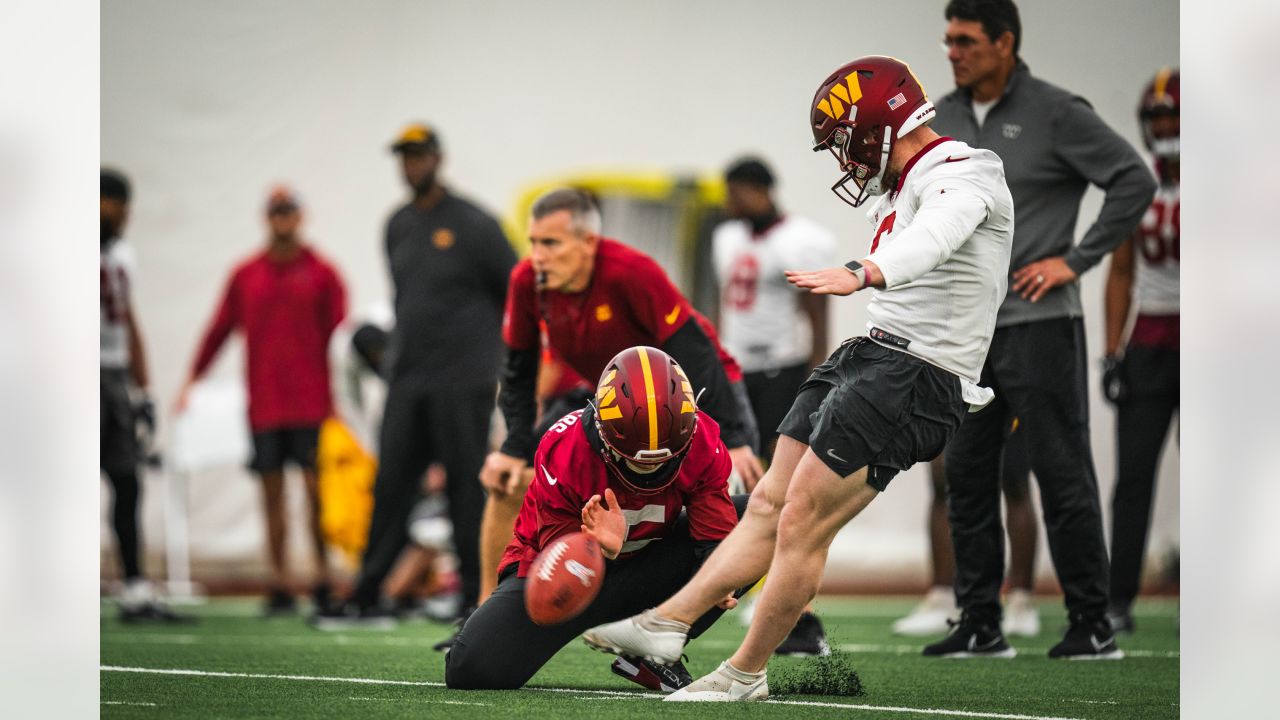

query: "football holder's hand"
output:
480 451 527 495
1101 354 1129 405
581 487 627 560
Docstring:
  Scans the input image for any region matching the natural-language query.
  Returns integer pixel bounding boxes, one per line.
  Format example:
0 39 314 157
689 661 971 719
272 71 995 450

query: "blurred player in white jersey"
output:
712 157 836 462
580 56 1013 701
101 169 190 623
1101 68 1180 634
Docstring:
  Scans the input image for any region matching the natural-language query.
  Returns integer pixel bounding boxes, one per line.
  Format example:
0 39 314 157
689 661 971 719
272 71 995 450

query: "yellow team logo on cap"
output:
595 304 613 322
397 124 432 145
816 71 863 120
432 228 455 250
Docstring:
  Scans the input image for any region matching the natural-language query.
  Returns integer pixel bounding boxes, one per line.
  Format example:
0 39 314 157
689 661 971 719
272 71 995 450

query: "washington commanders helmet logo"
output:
815 71 863 121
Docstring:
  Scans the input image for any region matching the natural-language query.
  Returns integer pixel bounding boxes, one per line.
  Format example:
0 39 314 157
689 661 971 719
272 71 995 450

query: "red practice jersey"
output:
190 246 346 431
499 408 737 577
503 238 741 384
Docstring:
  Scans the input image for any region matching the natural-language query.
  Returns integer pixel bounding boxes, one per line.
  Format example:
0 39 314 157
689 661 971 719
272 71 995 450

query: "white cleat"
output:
1002 589 1041 637
582 609 688 666
892 586 957 636
666 661 768 702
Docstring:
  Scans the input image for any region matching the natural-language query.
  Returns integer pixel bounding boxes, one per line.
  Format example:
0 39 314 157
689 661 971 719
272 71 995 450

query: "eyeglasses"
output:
941 35 984 51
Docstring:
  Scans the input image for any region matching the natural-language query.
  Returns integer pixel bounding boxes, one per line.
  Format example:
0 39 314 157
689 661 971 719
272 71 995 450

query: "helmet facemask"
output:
817 122 894 208
590 402 693 495
1141 108 1180 161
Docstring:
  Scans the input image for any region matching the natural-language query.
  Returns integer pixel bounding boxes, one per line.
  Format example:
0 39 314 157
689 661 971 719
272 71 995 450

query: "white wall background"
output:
101 0 1179 591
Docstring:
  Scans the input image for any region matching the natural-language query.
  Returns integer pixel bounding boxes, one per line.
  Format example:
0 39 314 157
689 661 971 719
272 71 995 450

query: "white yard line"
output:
101 633 1179 658
101 701 158 707
348 696 490 706
101 665 1087 719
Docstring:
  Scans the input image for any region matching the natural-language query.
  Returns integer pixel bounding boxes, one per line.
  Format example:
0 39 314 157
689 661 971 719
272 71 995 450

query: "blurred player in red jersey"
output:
1101 68 1180 635
483 188 761 492
446 347 750 691
177 186 347 615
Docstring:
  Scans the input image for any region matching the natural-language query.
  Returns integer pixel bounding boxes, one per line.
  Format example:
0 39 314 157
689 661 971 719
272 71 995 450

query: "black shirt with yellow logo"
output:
384 190 517 387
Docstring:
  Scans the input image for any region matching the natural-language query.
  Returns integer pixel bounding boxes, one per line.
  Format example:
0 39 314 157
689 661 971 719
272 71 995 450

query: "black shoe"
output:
120 602 197 624
1048 614 1124 660
1106 606 1136 635
264 588 297 617
311 584 334 614
309 601 397 631
922 615 1016 658
774 611 831 657
611 654 693 693
431 605 475 652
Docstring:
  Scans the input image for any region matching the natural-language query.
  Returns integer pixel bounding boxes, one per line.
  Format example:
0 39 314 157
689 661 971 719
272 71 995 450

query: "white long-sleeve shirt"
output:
862 137 1014 407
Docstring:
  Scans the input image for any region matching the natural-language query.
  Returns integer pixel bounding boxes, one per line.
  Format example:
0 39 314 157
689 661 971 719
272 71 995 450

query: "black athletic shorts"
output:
777 337 966 491
250 426 321 474
100 368 138 477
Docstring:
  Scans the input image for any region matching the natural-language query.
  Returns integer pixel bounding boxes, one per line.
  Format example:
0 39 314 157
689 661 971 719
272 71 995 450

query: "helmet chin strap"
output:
862 126 894 199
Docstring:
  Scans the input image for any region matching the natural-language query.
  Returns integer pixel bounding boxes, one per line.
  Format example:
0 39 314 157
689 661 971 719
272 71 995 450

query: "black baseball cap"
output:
101 168 131 202
390 123 441 154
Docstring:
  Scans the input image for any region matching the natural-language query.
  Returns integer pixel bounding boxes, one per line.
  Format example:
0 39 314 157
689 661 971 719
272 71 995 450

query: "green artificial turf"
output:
100 596 1178 719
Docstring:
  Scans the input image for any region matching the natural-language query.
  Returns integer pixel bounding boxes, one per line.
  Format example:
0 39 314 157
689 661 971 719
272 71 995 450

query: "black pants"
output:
102 369 142 580
1110 343 1179 610
446 494 751 689
743 363 808 462
352 379 494 610
945 318 1110 621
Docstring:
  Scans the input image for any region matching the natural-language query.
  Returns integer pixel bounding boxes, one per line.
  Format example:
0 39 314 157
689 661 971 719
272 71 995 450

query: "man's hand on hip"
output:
480 451 527 496
1011 256 1077 303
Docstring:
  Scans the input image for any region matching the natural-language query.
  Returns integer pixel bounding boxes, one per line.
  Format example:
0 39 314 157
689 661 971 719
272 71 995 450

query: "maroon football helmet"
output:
592 346 698 494
810 56 935 207
1139 67 1179 160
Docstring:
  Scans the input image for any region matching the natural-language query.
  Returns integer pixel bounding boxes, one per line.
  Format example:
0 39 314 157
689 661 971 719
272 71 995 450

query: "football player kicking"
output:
445 346 751 691
580 56 1014 701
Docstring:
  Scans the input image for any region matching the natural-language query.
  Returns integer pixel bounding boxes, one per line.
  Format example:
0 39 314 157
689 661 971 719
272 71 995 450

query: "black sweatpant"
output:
1110 343 1179 610
102 369 142 581
352 379 494 610
945 318 1110 621
446 494 751 690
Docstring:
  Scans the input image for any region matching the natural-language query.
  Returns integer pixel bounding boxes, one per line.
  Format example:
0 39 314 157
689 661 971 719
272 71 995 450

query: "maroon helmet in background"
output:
592 346 698 494
810 56 935 208
1139 67 1179 160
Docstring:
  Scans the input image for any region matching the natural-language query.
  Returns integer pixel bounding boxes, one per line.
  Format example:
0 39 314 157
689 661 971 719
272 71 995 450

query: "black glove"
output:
1101 355 1128 405
133 394 161 467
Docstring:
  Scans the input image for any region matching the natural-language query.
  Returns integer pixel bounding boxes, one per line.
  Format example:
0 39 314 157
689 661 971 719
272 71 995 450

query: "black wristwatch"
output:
844 260 868 288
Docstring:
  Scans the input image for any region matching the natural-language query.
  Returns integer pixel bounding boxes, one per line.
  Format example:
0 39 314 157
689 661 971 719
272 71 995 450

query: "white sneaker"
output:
1002 589 1040 637
892 586 957 636
119 578 156 612
582 609 688 665
666 661 768 702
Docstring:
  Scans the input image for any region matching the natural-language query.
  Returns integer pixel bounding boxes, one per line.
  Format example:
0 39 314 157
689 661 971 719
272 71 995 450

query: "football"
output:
524 532 606 625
